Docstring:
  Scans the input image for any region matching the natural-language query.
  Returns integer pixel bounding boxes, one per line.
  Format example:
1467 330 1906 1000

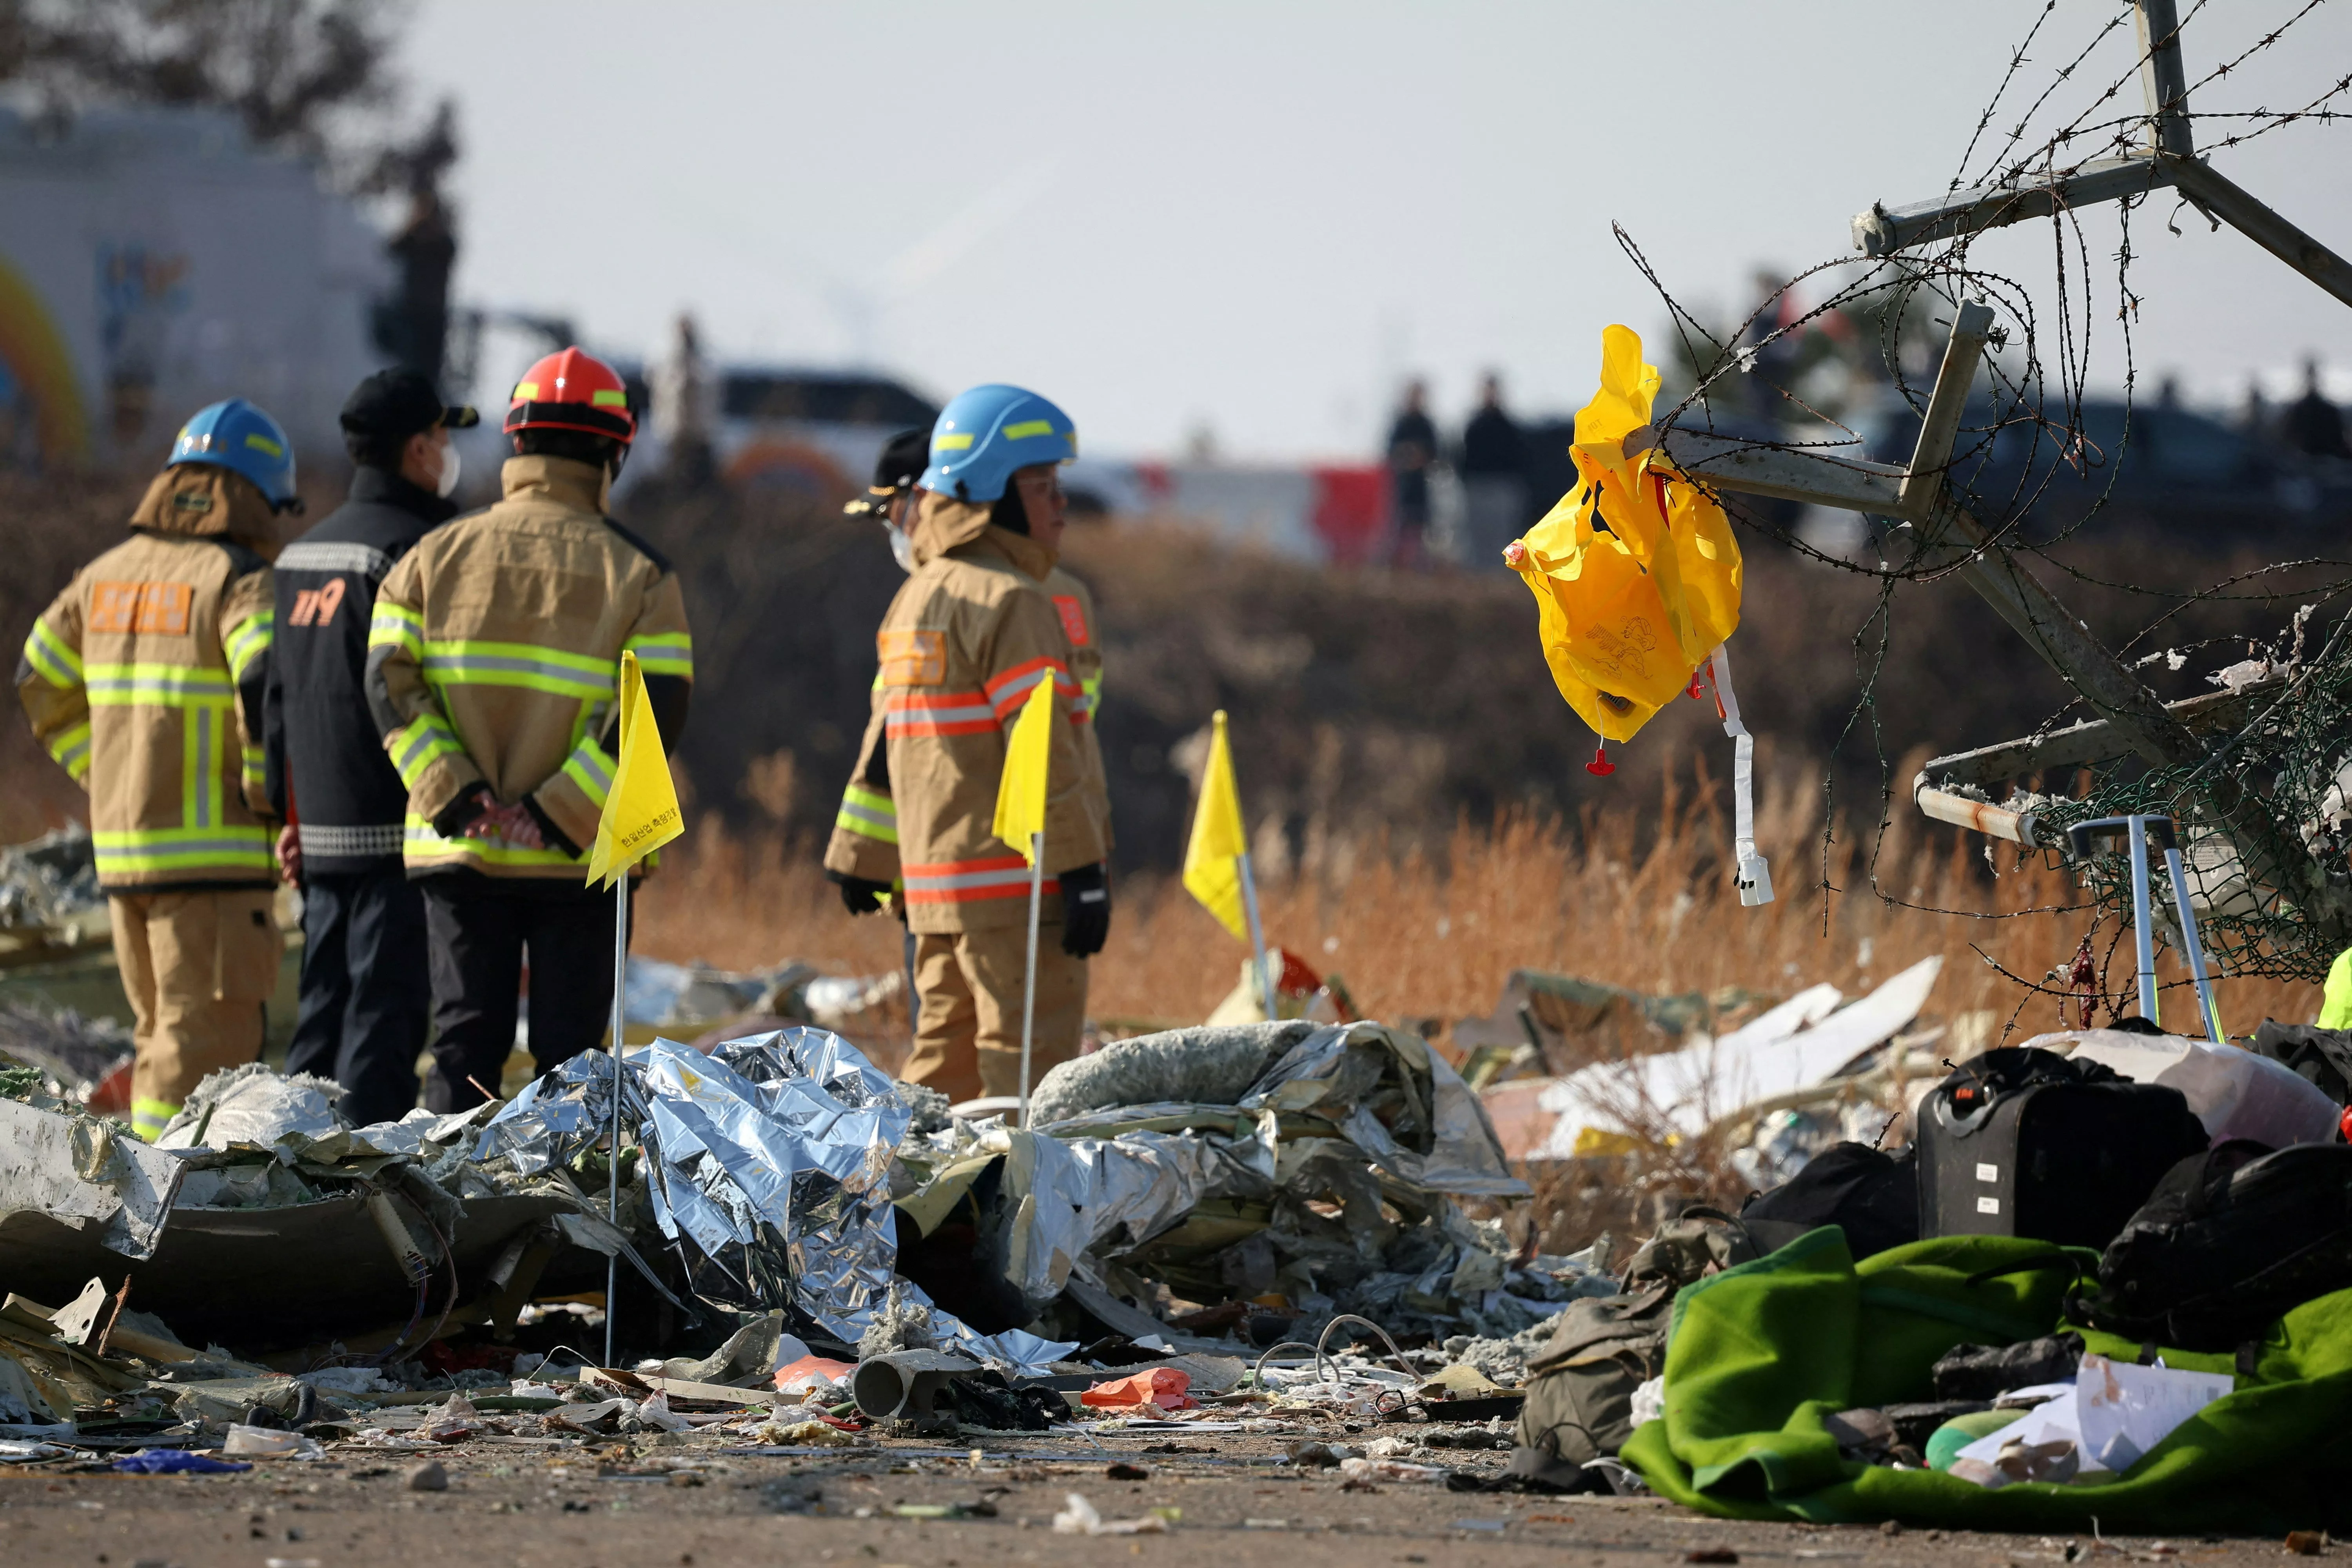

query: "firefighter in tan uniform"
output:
364 348 692 1111
824 386 1110 1104
17 399 299 1138
826 431 1111 1011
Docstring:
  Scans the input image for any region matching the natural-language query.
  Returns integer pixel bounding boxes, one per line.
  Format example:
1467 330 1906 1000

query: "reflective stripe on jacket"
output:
262 466 459 876
823 495 1106 934
363 455 691 880
15 464 279 889
825 563 1108 895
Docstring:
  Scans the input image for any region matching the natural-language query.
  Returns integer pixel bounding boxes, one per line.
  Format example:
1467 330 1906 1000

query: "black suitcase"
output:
1916 1048 2211 1250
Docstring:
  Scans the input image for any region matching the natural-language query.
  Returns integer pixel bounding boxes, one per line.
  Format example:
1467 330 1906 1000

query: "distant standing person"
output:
1458 372 1528 566
2283 357 2350 460
264 370 477 1127
1385 379 1439 568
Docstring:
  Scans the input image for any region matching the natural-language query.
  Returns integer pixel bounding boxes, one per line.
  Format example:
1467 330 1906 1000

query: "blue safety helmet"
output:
169 398 299 510
920 383 1077 503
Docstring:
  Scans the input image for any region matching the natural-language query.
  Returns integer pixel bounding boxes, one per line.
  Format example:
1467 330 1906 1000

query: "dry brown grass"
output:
633 761 2324 1054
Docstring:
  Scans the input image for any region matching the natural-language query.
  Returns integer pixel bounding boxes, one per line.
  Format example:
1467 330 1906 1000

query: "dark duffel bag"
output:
1741 1142 1919 1260
2073 1139 2352 1350
1917 1047 2210 1250
2250 1021 2352 1111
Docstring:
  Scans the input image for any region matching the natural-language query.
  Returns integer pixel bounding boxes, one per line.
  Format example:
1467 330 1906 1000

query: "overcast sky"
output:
405 0 2352 459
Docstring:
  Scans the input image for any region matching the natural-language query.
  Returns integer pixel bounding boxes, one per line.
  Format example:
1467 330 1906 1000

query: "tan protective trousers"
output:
110 889 279 1138
903 924 1088 1105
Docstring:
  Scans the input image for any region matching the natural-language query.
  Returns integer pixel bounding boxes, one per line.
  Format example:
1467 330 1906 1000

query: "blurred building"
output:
0 107 390 472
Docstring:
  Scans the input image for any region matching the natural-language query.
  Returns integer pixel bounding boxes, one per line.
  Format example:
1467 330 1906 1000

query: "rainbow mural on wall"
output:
0 250 91 466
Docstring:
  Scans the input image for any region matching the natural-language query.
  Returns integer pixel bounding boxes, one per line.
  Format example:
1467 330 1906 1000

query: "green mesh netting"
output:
1958 630 2352 984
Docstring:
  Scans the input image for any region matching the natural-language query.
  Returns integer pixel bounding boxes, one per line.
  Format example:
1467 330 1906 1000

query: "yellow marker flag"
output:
583 650 684 889
992 675 1056 865
1181 710 1249 941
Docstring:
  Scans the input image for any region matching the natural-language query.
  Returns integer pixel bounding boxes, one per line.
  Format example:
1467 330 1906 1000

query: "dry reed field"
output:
635 759 2326 1065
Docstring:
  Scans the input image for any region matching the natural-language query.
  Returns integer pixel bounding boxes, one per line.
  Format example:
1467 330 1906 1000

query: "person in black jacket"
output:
1458 372 1528 567
263 369 476 1125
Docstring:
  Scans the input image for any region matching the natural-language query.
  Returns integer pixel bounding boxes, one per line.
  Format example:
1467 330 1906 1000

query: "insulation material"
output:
0 1096 184 1259
1027 1022 1316 1127
154 1062 347 1156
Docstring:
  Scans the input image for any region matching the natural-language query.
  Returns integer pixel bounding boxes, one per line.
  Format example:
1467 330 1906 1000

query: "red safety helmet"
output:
504 347 636 444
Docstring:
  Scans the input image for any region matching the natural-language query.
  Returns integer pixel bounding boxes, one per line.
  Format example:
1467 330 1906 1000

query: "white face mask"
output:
434 442 462 499
885 521 915 573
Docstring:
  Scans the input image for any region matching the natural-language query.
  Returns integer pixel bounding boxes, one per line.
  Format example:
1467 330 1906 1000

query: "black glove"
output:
830 871 894 916
430 781 494 838
1058 862 1111 956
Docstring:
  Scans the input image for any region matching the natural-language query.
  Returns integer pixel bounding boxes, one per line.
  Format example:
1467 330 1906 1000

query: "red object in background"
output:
2341 1104 2352 1144
1308 465 1390 564
1081 1366 1197 1410
87 1058 133 1116
1269 946 1323 1000
2067 935 2100 1029
1261 946 1356 1022
418 1339 515 1378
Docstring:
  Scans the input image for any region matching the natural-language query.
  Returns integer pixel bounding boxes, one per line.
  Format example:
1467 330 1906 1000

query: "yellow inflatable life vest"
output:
1504 324 1741 743
1504 325 1771 905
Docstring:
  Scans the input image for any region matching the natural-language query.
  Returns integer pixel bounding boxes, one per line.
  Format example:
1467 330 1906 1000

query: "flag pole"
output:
1236 849 1273 1021
603 871 627 1367
1018 831 1044 1124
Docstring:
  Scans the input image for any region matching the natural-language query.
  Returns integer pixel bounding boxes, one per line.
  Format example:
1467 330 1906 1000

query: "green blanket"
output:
1622 1227 2352 1532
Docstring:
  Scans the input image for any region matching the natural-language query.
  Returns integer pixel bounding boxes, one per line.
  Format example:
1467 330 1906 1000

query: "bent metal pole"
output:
1018 830 1044 1125
1237 849 1273 1020
604 873 627 1368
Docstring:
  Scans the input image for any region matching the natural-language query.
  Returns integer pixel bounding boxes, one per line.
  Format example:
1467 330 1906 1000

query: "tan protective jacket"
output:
16 465 279 889
826 562 1108 890
364 455 692 879
830 495 1107 933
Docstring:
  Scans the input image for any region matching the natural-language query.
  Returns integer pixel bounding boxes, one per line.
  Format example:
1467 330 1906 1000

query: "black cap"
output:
340 368 480 441
844 426 933 517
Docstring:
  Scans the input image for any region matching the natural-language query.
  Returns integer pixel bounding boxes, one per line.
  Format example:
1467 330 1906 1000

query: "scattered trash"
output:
1947 1355 2233 1483
623 955 819 1038
1285 1440 1355 1467
1053 1492 1172 1535
222 1423 325 1460
1081 1367 1196 1411
1510 959 1944 1164
1340 1455 1449 1484
112 1449 250 1474
851 1348 981 1422
774 1353 857 1400
745 1419 860 1448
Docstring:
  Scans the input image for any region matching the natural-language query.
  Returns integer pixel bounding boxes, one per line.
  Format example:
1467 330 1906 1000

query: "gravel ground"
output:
0 1425 2318 1568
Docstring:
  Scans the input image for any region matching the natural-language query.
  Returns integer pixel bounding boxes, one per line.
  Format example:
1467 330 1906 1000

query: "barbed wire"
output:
1614 0 2352 1020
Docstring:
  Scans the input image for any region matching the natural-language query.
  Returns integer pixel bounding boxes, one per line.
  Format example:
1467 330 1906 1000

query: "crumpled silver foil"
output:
1240 1021 1526 1196
474 1027 1072 1367
474 1049 652 1177
989 1116 1279 1306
